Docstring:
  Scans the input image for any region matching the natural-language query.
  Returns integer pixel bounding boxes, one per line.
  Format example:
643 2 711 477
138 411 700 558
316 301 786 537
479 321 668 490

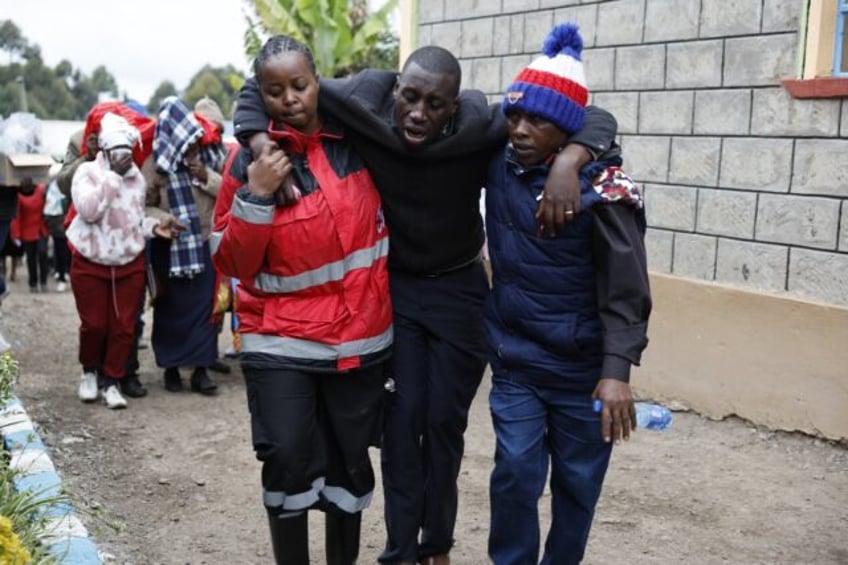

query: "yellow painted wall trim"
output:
804 0 838 78
399 0 418 69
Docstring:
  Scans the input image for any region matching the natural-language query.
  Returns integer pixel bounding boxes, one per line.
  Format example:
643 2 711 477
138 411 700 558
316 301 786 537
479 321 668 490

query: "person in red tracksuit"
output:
211 36 392 565
10 182 49 293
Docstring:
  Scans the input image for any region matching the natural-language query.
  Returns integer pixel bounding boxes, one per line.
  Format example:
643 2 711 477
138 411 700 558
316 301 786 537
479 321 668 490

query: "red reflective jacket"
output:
211 123 392 372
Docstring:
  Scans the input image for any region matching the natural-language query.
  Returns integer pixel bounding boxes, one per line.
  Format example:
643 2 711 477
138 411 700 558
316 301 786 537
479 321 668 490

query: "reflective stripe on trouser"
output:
263 477 373 515
245 365 386 519
240 326 393 361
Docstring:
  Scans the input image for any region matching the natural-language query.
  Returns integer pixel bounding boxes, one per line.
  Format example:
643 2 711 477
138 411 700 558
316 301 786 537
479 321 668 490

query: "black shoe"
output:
208 359 231 374
190 368 218 396
163 368 183 392
121 375 148 398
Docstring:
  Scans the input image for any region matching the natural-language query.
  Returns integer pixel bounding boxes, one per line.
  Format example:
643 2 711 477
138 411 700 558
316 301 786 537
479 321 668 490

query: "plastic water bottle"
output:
634 402 673 431
593 399 673 431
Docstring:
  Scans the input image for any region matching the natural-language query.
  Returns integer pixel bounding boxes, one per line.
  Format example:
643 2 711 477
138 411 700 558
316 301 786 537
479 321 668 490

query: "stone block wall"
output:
416 0 848 308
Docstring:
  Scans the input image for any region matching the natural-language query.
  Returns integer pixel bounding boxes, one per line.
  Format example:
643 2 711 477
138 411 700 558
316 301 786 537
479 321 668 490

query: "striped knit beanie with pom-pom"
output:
502 23 588 134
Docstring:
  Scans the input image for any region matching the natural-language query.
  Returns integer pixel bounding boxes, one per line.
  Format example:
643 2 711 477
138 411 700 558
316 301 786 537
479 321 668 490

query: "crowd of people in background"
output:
0 20 652 565
0 94 240 405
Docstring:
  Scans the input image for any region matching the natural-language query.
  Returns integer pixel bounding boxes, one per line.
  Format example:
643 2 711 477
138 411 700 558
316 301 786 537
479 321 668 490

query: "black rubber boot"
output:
325 511 362 565
267 511 310 565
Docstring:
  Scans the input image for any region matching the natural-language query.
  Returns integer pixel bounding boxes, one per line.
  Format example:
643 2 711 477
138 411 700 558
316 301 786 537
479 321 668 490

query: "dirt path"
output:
2 276 846 564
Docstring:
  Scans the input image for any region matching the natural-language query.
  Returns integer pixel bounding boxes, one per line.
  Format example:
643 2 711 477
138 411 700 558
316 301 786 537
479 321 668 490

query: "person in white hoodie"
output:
67 113 182 409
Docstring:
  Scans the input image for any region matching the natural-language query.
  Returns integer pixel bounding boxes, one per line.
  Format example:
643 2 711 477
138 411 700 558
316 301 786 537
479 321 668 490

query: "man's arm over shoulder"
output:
233 77 270 147
569 105 620 161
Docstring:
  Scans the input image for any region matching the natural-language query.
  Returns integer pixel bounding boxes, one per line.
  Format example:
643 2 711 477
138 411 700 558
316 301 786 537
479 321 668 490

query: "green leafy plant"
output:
0 354 18 405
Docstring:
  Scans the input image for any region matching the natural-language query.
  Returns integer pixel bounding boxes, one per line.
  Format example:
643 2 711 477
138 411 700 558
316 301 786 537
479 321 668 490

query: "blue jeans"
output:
488 377 612 565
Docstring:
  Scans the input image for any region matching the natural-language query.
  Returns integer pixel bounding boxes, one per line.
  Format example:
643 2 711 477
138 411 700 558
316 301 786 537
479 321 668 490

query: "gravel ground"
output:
2 274 847 564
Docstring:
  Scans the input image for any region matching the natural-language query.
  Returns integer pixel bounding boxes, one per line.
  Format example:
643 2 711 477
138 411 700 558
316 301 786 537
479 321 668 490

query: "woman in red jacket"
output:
212 36 391 565
11 183 49 293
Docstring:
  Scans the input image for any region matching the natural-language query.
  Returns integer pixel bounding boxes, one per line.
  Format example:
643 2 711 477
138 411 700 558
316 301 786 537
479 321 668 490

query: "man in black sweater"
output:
235 45 618 565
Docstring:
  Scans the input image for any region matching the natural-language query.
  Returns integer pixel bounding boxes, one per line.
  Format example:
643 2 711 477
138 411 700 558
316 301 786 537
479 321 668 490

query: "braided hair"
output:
253 35 317 80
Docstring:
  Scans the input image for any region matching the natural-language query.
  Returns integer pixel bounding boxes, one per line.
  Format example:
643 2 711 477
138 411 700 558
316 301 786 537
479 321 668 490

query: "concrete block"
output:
752 89 841 137
645 228 674 273
431 22 462 55
639 91 694 134
553 5 598 48
700 0 761 37
597 0 645 46
788 248 848 306
470 58 502 95
584 48 616 91
673 233 717 280
418 25 433 48
670 137 721 187
762 0 800 32
620 135 671 183
509 14 525 53
696 188 756 237
724 35 797 87
503 0 540 12
615 45 666 91
842 100 848 136
720 138 793 192
840 202 848 252
644 0 700 42
462 18 494 58
522 11 554 53
756 194 840 250
644 184 697 231
715 239 789 293
694 90 751 135
667 40 723 88
792 139 848 197
444 0 501 20
419 0 445 24
501 55 533 91
458 59 472 90
591 92 639 134
492 16 511 56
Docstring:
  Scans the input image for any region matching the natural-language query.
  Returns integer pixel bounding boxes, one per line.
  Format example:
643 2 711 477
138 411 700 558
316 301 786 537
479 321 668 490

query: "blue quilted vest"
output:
484 148 613 387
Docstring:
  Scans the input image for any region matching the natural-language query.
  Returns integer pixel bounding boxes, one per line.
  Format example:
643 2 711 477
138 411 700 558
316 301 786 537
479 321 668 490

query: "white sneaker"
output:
78 371 99 403
102 385 127 409
0 331 10 355
56 282 67 292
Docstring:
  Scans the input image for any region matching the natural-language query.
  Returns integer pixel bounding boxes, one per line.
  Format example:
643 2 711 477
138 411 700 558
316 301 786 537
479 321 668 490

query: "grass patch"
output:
0 352 61 564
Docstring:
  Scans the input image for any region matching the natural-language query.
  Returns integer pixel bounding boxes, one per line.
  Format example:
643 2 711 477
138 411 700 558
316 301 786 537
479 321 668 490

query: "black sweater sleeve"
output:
570 105 620 160
233 77 268 147
591 203 652 382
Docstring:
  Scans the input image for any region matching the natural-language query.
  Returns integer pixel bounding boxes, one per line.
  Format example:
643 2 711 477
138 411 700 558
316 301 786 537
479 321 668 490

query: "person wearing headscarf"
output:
67 113 181 409
145 97 228 395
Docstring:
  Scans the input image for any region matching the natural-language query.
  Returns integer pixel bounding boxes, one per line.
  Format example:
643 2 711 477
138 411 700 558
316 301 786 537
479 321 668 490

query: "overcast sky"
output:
2 0 253 103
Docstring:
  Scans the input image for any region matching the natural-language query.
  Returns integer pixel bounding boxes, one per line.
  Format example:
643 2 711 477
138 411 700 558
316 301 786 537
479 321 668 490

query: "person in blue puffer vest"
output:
484 23 653 565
